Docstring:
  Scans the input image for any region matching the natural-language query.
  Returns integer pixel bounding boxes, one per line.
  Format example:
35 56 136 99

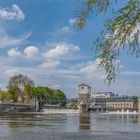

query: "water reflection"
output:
79 113 90 130
5 115 37 128
0 113 140 140
137 114 140 123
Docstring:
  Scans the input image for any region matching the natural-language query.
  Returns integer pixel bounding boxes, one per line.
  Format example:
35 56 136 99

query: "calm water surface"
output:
0 113 140 140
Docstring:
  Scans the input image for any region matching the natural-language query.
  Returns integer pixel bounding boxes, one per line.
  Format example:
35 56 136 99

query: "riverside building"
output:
106 97 138 111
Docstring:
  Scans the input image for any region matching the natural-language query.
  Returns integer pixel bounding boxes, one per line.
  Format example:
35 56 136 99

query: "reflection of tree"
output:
6 114 36 128
79 114 90 130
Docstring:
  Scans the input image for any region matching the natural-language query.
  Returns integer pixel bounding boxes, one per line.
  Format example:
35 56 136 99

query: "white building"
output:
91 92 115 99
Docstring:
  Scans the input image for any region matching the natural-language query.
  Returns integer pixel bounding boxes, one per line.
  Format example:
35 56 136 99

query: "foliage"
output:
75 0 140 85
53 89 66 101
24 84 35 97
24 85 67 104
68 102 78 109
8 86 20 102
5 74 67 103
0 90 13 101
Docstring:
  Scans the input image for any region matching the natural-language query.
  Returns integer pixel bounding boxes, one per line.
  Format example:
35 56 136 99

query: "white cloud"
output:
58 26 70 33
39 60 60 69
49 84 61 89
122 71 140 76
80 62 98 74
0 4 25 20
0 30 31 48
24 46 39 58
43 42 80 59
4 68 20 77
80 60 105 80
0 59 140 98
80 59 101 73
55 18 77 35
69 18 77 26
7 48 22 58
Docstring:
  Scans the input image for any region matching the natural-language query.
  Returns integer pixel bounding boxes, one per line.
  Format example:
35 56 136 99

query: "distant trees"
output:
0 90 13 101
53 89 66 102
24 85 67 104
0 74 67 104
8 86 20 102
7 74 34 102
7 74 34 91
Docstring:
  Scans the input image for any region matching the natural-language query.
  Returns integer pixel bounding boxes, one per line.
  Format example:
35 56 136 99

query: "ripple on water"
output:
0 113 140 140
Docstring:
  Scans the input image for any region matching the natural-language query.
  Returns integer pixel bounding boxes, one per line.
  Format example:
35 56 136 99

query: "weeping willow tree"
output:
75 0 140 85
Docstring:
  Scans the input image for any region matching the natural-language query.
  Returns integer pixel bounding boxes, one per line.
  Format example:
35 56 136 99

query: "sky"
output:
0 0 140 98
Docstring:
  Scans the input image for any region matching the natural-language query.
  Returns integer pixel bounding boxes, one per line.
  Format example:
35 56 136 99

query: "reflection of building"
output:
79 114 90 130
106 97 136 110
78 83 91 113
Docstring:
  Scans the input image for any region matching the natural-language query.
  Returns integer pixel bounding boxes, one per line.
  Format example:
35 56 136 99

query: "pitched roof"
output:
78 83 91 88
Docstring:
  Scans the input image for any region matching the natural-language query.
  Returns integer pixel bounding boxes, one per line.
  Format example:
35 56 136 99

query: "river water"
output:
0 113 140 140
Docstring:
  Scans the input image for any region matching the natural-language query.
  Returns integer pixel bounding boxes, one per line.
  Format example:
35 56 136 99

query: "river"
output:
0 113 140 140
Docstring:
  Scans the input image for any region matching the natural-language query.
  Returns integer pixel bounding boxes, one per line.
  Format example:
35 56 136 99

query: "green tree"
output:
75 0 140 84
43 87 53 102
24 84 34 97
0 90 13 101
54 89 66 101
24 85 67 105
8 86 20 102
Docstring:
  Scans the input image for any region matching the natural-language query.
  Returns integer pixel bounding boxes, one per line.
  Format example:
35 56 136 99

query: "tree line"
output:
0 74 66 104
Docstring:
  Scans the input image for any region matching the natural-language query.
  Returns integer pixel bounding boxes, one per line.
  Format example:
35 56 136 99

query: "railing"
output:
0 101 34 112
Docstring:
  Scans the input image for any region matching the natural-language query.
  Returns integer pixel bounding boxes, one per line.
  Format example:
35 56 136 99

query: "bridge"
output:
0 102 32 112
0 98 37 112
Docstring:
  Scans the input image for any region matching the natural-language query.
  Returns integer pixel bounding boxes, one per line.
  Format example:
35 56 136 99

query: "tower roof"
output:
78 83 91 88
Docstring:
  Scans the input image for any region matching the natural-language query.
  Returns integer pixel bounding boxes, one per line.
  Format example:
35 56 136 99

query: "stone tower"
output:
78 83 91 113
138 97 140 113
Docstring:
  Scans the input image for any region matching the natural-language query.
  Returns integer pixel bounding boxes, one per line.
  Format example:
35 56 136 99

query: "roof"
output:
96 92 115 95
106 96 137 102
78 83 91 88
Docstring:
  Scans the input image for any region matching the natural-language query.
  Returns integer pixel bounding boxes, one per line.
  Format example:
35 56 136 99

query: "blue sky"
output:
0 0 140 97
